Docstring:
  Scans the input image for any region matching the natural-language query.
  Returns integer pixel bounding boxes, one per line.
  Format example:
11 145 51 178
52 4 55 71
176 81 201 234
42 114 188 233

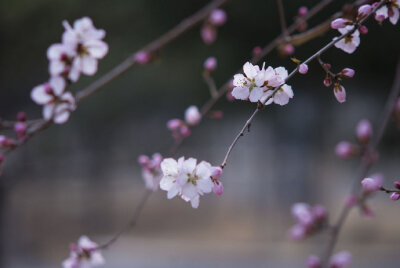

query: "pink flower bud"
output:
226 90 235 102
361 177 382 193
346 195 357 207
211 166 223 179
323 76 332 87
330 251 352 268
283 44 295 56
298 6 308 16
203 57 217 72
335 141 356 159
356 119 372 144
252 46 262 56
291 203 313 226
289 224 306 240
184 105 201 126
341 68 355 78
180 125 191 137
331 18 350 29
394 181 400 189
333 84 346 103
14 122 27 140
17 111 26 122
209 9 227 26
307 255 321 268
359 25 368 34
134 51 152 65
167 119 182 131
213 180 224 195
152 153 163 166
299 63 308 74
375 14 386 22
0 155 4 164
390 192 400 201
201 24 217 45
358 4 372 17
138 155 149 166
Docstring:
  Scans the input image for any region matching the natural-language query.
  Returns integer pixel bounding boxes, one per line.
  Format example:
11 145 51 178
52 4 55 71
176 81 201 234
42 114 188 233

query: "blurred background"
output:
1 0 400 267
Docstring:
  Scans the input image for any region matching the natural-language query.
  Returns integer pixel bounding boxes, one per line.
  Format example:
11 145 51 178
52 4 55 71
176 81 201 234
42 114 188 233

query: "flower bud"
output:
394 181 400 189
358 4 372 18
17 111 26 122
289 224 306 240
209 9 227 26
203 57 217 72
201 24 217 45
283 44 295 56
184 105 201 126
390 192 400 201
361 177 382 193
167 119 182 131
359 25 368 34
14 122 27 140
180 125 191 137
333 84 346 103
312 205 327 221
341 68 355 78
323 76 332 87
134 51 152 65
252 46 262 56
291 203 313 226
331 18 350 29
138 155 150 166
330 251 352 268
356 119 372 144
211 166 223 179
335 141 356 159
213 180 224 195
298 6 308 16
299 63 308 74
0 155 4 164
307 255 321 268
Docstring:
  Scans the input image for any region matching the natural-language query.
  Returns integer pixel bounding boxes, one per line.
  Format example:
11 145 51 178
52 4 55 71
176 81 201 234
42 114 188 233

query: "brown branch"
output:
277 0 289 38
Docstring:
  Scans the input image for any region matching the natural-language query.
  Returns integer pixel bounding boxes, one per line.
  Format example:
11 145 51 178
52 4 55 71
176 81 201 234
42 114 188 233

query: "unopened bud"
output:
341 68 355 78
356 119 372 144
333 84 346 103
203 57 217 72
390 192 400 201
299 63 308 74
209 9 227 26
167 119 182 131
134 51 152 65
201 24 217 45
298 6 308 16
17 111 26 122
335 141 356 159
213 180 224 195
331 18 350 29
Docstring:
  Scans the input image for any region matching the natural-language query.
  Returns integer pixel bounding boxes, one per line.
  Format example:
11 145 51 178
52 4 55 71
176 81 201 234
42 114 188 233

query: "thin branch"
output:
277 0 289 38
320 55 400 267
202 72 219 98
380 186 400 194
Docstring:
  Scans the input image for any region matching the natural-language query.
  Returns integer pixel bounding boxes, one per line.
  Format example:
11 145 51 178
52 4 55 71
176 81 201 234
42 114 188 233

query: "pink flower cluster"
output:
167 105 202 140
138 153 163 191
307 251 352 268
232 62 293 105
62 236 104 268
335 119 373 159
31 17 108 124
375 0 400 24
201 9 227 45
389 181 400 201
289 203 328 240
159 157 223 208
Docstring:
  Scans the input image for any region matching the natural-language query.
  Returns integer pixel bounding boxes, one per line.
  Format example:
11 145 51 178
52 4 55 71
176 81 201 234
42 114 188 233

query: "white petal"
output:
167 184 180 199
182 158 197 175
233 74 246 87
85 39 108 59
49 76 65 96
161 158 178 176
243 62 259 79
390 8 399 25
281 84 293 98
273 90 290 106
249 87 264 102
232 86 249 100
43 104 55 120
31 85 51 105
81 55 98 75
78 236 96 249
196 161 212 179
196 178 213 194
53 103 71 124
49 60 65 76
160 176 175 191
90 251 105 265
47 43 64 60
274 67 288 80
182 183 197 200
190 195 200 208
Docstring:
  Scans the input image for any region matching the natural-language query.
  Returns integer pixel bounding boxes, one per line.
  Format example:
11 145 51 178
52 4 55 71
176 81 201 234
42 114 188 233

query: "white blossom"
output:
334 26 360 54
62 236 105 268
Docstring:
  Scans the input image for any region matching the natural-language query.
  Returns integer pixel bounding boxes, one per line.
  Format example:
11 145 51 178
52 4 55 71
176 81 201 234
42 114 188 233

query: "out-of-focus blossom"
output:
14 122 27 141
47 42 77 81
307 255 321 268
203 57 217 72
361 177 382 193
334 26 360 54
329 251 352 268
134 51 152 65
299 63 308 74
335 141 356 159
62 236 104 268
298 6 308 16
358 4 372 18
184 106 202 126
355 119 372 144
375 1 400 25
209 9 227 26
138 153 163 191
390 192 400 201
201 24 217 45
331 18 351 29
340 68 355 78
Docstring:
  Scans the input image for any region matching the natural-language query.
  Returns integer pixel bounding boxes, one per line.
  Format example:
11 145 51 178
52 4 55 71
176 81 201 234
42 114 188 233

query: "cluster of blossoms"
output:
201 9 227 45
31 17 108 124
138 153 163 191
289 203 328 240
387 181 400 201
62 236 104 268
167 105 202 140
335 119 373 159
159 157 223 208
232 62 293 105
307 251 352 268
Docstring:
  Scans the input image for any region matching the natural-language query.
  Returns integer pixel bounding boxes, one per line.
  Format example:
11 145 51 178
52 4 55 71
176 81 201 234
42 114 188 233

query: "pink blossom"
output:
298 6 308 16
356 119 372 144
291 203 314 226
211 166 223 179
323 76 332 87
390 192 400 201
209 9 227 26
307 255 321 268
139 153 163 191
134 51 152 65
331 18 350 29
334 26 360 54
358 4 372 18
47 42 77 81
212 180 224 195
333 84 346 103
201 24 217 45
282 44 295 56
341 68 355 78
329 251 352 268
31 76 66 105
0 135 13 148
203 57 217 72
335 141 355 159
299 63 308 74
359 25 368 34
160 157 215 208
375 2 400 25
184 106 202 126
361 177 382 193
62 236 104 268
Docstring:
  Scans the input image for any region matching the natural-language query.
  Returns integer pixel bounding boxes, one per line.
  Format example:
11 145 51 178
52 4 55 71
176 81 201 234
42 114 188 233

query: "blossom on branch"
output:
334 26 360 54
289 203 327 240
375 0 400 25
138 153 163 191
159 157 222 208
62 236 104 268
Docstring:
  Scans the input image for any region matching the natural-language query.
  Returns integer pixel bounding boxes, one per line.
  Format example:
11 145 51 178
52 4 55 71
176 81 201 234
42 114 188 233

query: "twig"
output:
277 0 289 38
203 72 219 98
320 55 400 267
